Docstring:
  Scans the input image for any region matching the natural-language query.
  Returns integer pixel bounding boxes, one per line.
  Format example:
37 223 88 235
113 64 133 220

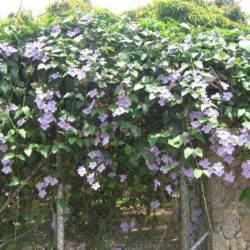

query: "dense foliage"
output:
0 8 249 248
122 0 247 29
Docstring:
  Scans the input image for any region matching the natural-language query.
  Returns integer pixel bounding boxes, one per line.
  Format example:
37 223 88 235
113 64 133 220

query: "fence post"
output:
56 146 64 250
180 175 190 250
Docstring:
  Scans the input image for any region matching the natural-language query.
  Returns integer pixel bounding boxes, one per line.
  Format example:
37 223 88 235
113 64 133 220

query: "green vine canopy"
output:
0 9 249 247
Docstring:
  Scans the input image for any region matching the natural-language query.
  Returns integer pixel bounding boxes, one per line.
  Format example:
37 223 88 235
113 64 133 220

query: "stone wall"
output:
204 157 250 250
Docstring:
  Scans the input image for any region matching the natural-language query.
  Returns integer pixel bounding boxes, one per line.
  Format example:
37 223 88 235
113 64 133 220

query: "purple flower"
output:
74 35 83 43
204 108 219 118
108 172 116 177
148 163 159 171
76 69 86 80
188 222 198 233
120 222 130 232
77 166 87 177
67 67 78 77
130 220 136 229
89 162 97 169
201 122 212 134
1 166 12 174
99 58 106 65
0 144 8 153
242 169 250 179
154 179 161 191
224 172 235 182
91 182 100 190
36 181 46 190
0 43 17 56
191 121 201 128
158 97 165 106
120 175 127 183
199 158 211 169
123 78 130 85
80 243 85 250
151 200 160 209
87 173 95 185
0 133 6 144
165 185 172 195
97 164 105 173
83 13 94 23
222 92 233 101
39 189 47 198
213 162 224 177
8 104 18 111
83 130 90 137
113 107 126 117
50 178 58 186
241 160 250 171
88 89 98 98
98 113 108 122
50 24 61 34
51 72 60 79
182 167 194 179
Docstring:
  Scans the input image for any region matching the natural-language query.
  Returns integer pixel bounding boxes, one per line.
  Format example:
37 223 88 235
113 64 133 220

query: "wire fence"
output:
0 184 181 250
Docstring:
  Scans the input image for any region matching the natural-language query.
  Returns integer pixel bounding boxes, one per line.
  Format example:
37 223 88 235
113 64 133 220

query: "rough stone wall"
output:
204 157 250 250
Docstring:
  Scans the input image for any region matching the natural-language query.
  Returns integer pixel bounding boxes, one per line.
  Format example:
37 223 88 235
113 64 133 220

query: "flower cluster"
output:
36 176 58 198
120 219 136 232
24 36 48 62
0 42 17 56
35 88 57 130
189 208 202 246
241 160 250 179
77 150 111 190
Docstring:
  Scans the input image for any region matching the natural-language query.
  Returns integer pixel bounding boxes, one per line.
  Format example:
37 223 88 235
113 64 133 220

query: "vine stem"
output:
0 155 50 215
189 140 212 231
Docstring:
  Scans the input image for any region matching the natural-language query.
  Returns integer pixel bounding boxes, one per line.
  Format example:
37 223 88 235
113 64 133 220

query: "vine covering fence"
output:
0 8 249 250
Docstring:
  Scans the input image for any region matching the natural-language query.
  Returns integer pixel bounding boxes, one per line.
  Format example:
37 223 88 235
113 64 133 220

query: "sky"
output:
0 0 249 18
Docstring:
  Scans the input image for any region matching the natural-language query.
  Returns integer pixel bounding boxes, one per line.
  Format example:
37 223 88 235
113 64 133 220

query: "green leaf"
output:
195 60 203 69
134 83 144 91
22 106 30 116
203 170 211 178
38 146 50 157
58 198 67 210
14 110 22 119
237 109 245 118
194 133 205 144
52 145 59 154
68 137 76 145
239 187 250 201
184 147 193 159
17 154 26 161
20 180 27 185
180 23 191 30
51 61 60 68
24 147 32 157
168 136 183 148
17 129 26 138
239 40 250 53
9 177 19 186
76 93 84 101
148 131 170 147
4 153 15 160
125 144 132 155
131 70 138 78
89 124 96 135
142 76 150 84
194 147 203 157
193 169 203 179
